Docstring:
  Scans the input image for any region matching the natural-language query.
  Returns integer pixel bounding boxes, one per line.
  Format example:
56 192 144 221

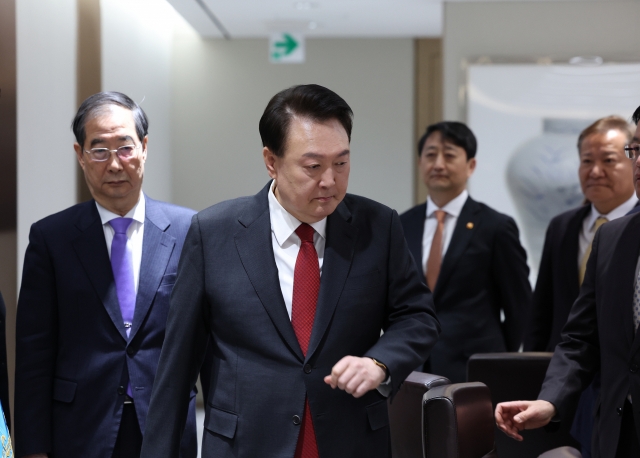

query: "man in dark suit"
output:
400 121 531 383
140 84 440 458
15 92 197 458
495 105 640 458
525 116 636 353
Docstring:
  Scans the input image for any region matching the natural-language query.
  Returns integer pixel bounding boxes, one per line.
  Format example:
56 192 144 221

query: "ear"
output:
74 143 85 170
467 157 477 178
263 147 278 179
140 136 148 163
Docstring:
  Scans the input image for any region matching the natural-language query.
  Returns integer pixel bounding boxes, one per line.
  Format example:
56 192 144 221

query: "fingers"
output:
495 401 534 441
494 400 556 442
324 356 385 398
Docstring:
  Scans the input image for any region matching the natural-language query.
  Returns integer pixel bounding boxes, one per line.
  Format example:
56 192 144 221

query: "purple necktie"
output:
110 217 135 398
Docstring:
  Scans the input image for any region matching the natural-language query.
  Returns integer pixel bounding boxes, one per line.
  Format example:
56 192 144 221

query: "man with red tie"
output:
141 84 440 458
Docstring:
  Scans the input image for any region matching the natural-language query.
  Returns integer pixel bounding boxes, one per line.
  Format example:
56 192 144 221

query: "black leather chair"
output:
388 371 451 458
467 353 580 458
423 382 497 458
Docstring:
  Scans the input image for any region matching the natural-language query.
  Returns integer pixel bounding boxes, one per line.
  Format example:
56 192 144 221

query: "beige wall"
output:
444 1 640 121
171 37 415 213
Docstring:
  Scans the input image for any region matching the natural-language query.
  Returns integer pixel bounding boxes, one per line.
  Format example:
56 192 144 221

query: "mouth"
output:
314 196 334 203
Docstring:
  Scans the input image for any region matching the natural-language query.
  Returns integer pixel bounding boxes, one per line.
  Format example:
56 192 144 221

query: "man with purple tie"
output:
14 92 197 458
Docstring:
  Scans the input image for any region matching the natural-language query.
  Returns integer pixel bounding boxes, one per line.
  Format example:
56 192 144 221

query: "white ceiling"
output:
167 0 444 38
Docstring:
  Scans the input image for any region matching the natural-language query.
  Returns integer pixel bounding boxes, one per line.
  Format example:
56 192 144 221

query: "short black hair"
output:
417 121 477 160
72 91 149 147
633 105 640 126
259 84 353 157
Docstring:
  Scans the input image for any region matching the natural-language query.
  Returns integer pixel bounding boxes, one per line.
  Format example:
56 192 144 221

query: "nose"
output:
319 167 335 188
589 162 604 178
105 150 124 172
433 152 445 169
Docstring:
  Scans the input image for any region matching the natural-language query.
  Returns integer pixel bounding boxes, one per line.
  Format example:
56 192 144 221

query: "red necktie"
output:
292 223 320 458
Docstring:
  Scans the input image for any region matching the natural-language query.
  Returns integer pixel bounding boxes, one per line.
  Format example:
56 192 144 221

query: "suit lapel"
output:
434 197 481 296
72 202 127 341
129 197 176 341
235 184 304 362
609 215 640 353
306 203 357 362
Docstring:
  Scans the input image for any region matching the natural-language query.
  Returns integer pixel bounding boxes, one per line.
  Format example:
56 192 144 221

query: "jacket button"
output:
292 415 301 425
117 386 125 395
303 364 312 374
617 407 623 416
127 347 135 356
630 363 639 373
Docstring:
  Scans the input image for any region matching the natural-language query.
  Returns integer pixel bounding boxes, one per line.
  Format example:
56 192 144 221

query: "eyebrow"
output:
89 135 135 147
301 150 350 159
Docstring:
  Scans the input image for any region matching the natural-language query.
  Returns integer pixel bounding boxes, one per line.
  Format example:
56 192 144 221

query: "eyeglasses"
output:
84 144 140 162
624 143 640 159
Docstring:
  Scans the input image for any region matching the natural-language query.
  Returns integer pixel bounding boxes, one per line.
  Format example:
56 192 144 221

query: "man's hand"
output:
495 400 557 441
324 356 386 398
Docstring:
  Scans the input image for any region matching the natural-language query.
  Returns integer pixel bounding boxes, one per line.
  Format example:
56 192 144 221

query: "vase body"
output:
506 119 590 269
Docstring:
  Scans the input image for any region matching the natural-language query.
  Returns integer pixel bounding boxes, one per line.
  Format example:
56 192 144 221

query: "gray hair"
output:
72 91 148 147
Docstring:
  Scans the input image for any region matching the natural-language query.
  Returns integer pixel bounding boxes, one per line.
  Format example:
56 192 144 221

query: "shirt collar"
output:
268 180 327 247
96 193 146 226
426 189 469 218
586 194 637 231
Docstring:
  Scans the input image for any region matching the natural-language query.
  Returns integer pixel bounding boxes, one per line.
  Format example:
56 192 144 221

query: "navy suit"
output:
400 198 531 383
15 196 197 458
140 182 440 458
539 212 640 458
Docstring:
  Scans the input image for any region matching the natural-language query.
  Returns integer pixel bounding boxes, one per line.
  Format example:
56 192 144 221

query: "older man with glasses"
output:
497 106 640 458
14 92 199 458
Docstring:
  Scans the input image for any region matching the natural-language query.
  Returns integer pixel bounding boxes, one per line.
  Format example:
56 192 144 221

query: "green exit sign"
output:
270 32 305 64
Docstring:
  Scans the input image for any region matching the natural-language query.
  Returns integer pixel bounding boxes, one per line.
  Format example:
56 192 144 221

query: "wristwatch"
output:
370 358 388 375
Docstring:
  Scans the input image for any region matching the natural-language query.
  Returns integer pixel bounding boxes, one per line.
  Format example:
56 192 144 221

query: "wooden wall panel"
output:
0 0 17 430
414 39 443 205
77 0 101 203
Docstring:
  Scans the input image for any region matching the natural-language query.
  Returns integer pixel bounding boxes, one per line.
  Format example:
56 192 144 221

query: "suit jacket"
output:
525 201 640 352
400 197 531 383
140 182 440 458
15 196 197 458
539 212 640 458
524 205 590 352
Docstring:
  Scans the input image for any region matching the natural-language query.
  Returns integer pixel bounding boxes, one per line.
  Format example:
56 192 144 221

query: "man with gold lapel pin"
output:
400 121 531 383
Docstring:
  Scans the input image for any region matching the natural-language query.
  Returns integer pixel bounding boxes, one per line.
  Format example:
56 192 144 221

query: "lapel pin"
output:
466 222 474 229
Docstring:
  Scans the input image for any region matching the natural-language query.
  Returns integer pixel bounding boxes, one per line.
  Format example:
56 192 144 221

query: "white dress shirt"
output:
421 190 469 274
268 181 327 320
268 181 391 393
96 193 146 294
578 194 637 266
